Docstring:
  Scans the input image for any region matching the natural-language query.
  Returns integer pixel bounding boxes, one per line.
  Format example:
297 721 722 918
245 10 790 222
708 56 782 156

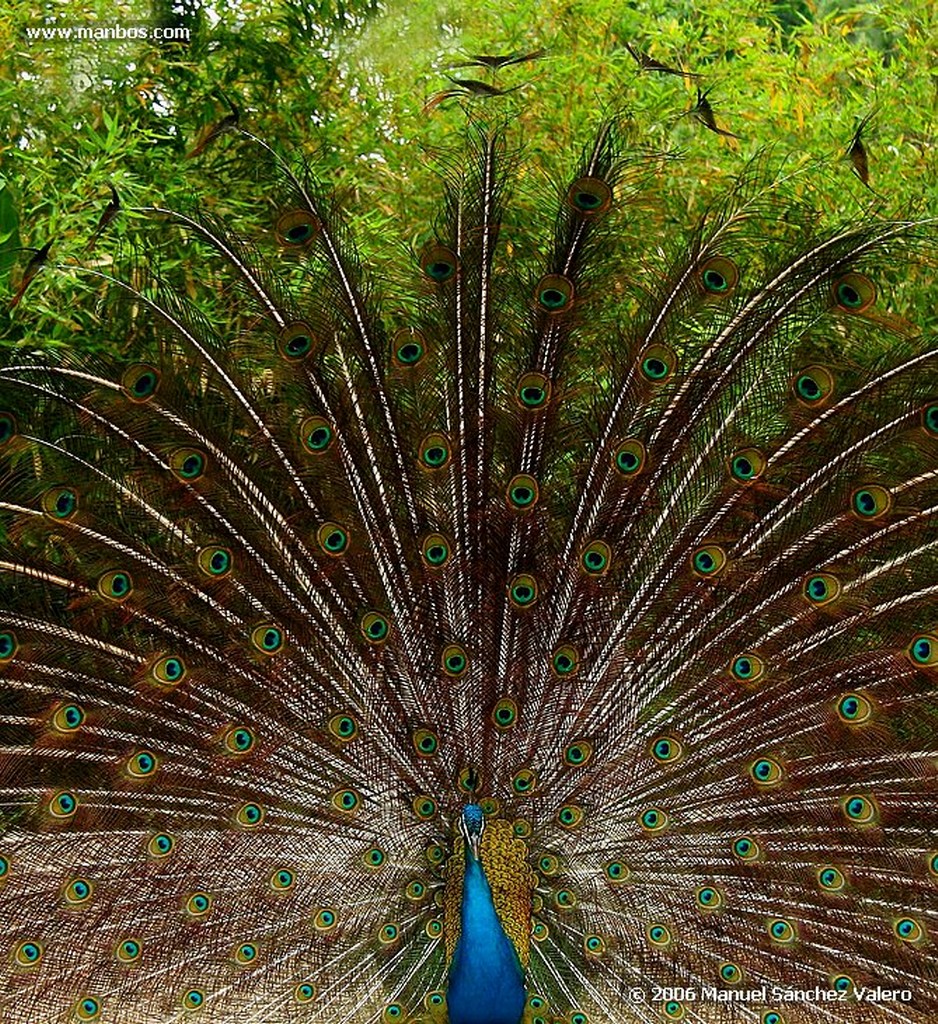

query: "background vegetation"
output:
0 0 935 355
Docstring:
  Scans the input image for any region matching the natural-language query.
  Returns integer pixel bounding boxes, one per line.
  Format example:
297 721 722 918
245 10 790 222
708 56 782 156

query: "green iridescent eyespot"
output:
750 756 783 785
580 539 611 576
328 712 358 742
803 572 840 606
556 804 584 828
698 256 739 296
182 988 205 1010
331 788 362 814
793 365 834 405
14 941 42 967
413 796 437 820
696 886 723 910
922 403 938 436
392 328 426 367
234 942 258 964
235 802 265 827
75 997 101 1020
419 433 451 470
0 630 17 662
276 209 320 247
508 573 538 608
186 892 212 916
894 917 924 943
421 244 457 283
603 860 629 882
52 702 85 732
563 740 593 767
98 569 133 602
831 975 855 995
223 725 255 755
907 633 937 666
421 533 451 567
551 644 579 677
317 522 349 556
639 344 675 382
251 622 285 654
122 363 160 402
729 447 766 483
512 768 537 795
732 836 760 861
535 274 574 313
492 697 518 730
127 749 158 778
170 447 207 480
650 735 684 764
405 879 426 900
360 611 389 643
151 654 186 686
720 962 742 983
730 653 764 683
41 485 78 519
553 888 577 909
817 865 845 891
768 918 796 944
691 544 726 577
567 174 613 215
836 692 872 724
506 473 539 510
442 644 468 677
300 415 334 453
64 877 94 905
639 807 668 833
613 437 646 476
197 545 232 577
516 371 551 410
851 484 891 520
832 272 875 313
538 854 559 876
148 833 175 858
116 937 142 963
314 907 337 931
49 790 78 818
277 321 316 361
647 923 672 947
412 727 439 757
584 934 605 955
294 982 316 1003
271 867 296 889
842 793 878 825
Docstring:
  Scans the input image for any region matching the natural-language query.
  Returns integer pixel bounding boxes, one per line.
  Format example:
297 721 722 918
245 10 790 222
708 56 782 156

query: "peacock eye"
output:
639 344 676 382
277 322 316 361
535 274 574 312
421 244 457 282
551 645 580 677
392 328 427 367
566 174 613 215
276 209 320 246
698 256 739 295
300 415 335 453
122 363 160 402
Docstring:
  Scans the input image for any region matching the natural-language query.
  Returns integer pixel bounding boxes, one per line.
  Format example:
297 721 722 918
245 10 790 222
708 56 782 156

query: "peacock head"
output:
459 803 485 860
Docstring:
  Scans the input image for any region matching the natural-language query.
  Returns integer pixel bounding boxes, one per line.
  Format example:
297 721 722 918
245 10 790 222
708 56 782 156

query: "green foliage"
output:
0 0 934 354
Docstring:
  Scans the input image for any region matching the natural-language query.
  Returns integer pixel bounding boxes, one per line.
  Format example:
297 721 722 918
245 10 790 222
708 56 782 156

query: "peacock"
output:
0 70 936 1024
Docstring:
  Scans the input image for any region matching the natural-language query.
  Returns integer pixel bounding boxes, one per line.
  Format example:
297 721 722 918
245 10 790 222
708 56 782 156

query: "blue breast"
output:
447 849 526 1024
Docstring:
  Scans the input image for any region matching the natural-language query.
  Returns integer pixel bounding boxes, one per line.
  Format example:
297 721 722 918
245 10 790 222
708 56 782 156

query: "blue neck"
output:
447 847 526 1024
